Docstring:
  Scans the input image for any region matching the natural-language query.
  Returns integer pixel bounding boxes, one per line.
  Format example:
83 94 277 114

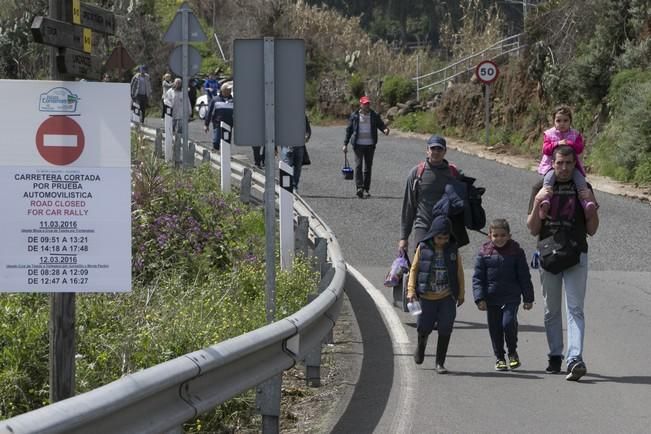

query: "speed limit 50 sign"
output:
476 60 499 84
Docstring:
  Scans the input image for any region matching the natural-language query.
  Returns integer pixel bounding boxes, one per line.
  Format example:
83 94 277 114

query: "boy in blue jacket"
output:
472 219 534 371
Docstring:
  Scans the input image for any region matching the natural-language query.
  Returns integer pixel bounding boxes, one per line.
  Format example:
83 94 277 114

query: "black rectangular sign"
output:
57 48 100 79
31 16 91 53
65 1 116 35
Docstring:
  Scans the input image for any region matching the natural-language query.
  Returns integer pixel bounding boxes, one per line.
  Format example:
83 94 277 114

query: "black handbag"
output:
537 230 581 274
302 147 311 166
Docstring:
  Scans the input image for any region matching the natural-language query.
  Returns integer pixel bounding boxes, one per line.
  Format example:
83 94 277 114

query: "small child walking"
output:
537 105 596 219
472 219 534 371
407 199 465 374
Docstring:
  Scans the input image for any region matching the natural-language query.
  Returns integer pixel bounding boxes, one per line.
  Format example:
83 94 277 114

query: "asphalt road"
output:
168 117 651 433
296 125 651 433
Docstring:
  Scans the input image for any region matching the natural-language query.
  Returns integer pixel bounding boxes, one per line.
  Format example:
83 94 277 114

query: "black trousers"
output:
486 303 519 359
353 145 375 191
134 95 148 123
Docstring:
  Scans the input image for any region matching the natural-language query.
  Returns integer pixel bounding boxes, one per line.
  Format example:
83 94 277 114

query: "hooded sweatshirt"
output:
407 212 465 303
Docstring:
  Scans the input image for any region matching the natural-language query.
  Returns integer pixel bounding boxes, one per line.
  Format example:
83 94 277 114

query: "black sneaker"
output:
565 360 587 381
364 189 371 198
546 355 562 374
356 188 364 198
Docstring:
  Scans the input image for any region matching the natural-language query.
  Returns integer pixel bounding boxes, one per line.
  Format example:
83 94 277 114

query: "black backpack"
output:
414 161 487 232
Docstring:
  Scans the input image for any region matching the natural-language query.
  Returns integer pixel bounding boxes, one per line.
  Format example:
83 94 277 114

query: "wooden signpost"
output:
65 0 116 34
31 16 92 53
31 1 116 81
29 0 118 404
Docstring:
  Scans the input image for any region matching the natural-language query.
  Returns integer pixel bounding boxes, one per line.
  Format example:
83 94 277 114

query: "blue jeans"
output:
540 252 588 364
280 145 305 189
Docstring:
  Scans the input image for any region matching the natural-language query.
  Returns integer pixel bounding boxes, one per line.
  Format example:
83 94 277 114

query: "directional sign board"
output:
64 0 116 34
31 16 91 53
476 60 499 84
163 2 207 43
233 39 305 147
168 45 202 77
57 48 100 79
104 41 136 74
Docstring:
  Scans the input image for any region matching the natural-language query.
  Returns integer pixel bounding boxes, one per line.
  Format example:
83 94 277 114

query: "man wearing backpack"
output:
399 135 470 252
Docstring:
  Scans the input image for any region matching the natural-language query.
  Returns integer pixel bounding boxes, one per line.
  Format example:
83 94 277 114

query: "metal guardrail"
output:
413 33 524 97
0 128 347 434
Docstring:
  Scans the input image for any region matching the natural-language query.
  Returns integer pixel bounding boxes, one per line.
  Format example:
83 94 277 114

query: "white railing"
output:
414 33 525 98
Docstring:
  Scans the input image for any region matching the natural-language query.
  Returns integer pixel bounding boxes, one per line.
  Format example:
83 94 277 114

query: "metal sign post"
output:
475 60 499 147
233 38 305 433
163 2 206 167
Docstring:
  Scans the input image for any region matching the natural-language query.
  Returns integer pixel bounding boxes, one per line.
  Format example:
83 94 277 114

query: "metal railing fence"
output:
1 126 346 434
414 33 524 98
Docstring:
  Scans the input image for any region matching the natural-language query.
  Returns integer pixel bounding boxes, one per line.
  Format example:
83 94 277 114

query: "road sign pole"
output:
258 36 281 434
263 37 276 325
47 0 76 404
485 84 491 147
181 7 190 167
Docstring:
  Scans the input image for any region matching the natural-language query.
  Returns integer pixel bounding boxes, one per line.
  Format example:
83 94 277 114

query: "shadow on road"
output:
454 320 546 333
579 373 651 385
445 369 543 380
331 278 394 433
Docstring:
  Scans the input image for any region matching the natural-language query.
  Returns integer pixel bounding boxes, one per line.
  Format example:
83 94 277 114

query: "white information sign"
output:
0 80 132 292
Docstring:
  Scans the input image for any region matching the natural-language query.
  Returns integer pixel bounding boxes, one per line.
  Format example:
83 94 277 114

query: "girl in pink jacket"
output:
537 105 596 219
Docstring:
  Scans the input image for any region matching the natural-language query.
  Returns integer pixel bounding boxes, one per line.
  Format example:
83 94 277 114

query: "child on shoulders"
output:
537 105 596 219
472 219 534 371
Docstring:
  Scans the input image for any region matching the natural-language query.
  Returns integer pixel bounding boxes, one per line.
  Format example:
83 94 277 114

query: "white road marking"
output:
346 264 415 434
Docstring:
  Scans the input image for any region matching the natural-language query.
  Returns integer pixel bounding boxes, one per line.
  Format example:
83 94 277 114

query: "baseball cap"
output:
427 135 446 149
359 96 371 105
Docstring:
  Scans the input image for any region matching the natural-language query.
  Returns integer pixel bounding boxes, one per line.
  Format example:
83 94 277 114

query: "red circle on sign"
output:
35 116 85 165
476 60 499 84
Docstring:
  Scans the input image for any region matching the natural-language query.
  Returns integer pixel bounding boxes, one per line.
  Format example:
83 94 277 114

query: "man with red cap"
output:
343 95 390 198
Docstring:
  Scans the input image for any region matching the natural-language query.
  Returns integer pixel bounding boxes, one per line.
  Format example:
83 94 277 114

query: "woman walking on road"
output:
342 96 389 199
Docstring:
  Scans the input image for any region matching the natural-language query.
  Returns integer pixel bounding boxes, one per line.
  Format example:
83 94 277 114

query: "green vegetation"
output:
0 137 319 431
381 75 415 106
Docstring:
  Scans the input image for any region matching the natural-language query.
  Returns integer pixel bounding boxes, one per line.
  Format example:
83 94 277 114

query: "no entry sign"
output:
35 115 85 165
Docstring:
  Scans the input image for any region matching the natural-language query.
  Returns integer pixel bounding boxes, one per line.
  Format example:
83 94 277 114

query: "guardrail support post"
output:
304 293 322 387
240 167 252 203
295 216 309 258
173 133 182 168
202 149 211 163
313 237 327 278
154 128 164 158
186 141 196 168
256 374 282 434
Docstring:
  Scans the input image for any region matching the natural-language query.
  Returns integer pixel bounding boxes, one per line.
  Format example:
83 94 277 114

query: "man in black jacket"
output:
342 96 390 198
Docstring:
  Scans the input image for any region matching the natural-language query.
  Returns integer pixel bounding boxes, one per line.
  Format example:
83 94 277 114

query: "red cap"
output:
359 96 370 105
